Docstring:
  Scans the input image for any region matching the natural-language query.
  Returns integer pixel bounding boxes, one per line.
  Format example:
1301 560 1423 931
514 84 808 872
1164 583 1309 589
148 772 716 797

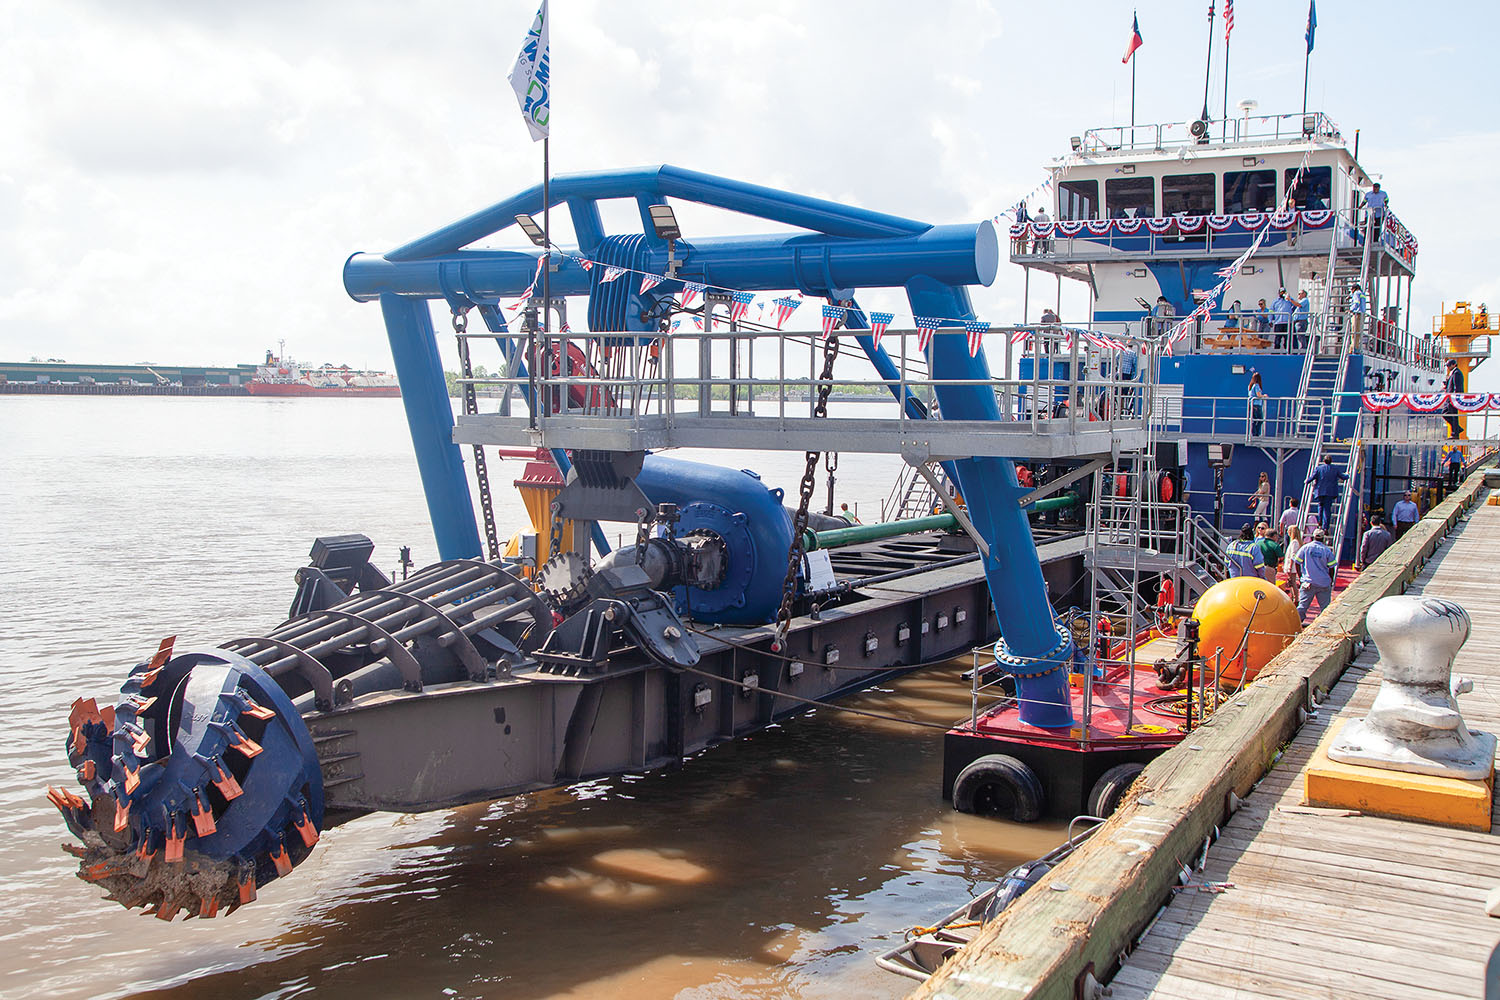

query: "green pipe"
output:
804 493 1079 551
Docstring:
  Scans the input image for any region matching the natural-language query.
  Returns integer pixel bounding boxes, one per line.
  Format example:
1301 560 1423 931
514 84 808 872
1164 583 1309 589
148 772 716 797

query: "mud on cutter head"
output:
49 638 323 920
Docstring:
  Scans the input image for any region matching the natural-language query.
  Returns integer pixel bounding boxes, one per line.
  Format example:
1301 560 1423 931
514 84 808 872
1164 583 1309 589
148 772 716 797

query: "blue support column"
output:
379 293 483 559
907 277 1074 729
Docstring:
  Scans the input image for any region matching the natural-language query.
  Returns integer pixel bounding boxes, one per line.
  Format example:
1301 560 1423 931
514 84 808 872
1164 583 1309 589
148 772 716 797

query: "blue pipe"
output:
344 223 997 303
379 293 483 560
906 277 1074 729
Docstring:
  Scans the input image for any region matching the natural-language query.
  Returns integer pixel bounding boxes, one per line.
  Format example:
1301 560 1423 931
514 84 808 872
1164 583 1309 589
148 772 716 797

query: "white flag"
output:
508 0 550 142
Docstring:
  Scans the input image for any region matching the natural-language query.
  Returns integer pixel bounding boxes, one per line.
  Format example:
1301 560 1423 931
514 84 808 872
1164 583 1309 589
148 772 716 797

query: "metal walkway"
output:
1108 503 1500 1000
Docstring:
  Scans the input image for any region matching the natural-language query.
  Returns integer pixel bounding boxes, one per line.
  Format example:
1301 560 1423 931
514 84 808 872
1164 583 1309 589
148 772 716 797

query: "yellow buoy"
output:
1191 577 1301 685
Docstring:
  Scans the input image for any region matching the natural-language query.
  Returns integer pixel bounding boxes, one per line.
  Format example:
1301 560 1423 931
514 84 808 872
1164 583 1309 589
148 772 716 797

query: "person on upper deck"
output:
1443 359 1465 438
1226 300 1245 330
1032 205 1052 254
1254 298 1271 333
1364 183 1388 234
1475 303 1490 330
1271 291 1295 349
1293 291 1312 350
1247 372 1267 437
1012 200 1031 254
1152 296 1175 337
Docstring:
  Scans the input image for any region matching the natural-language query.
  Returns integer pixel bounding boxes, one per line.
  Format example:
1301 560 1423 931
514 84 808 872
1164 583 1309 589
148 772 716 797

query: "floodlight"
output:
648 203 682 241
514 213 547 247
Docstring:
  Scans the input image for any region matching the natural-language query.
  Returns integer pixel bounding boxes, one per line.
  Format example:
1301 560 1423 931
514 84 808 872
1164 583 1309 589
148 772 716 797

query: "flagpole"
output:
1301 50 1310 117
1200 3 1215 127
1130 57 1136 144
1221 33 1231 139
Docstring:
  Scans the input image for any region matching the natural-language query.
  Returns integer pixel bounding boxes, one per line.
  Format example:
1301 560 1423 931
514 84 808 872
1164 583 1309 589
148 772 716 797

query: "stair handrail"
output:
1328 434 1364 568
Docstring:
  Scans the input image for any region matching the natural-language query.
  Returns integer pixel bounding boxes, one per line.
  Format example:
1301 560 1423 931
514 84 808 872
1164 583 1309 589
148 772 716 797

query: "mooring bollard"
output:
1328 595 1495 780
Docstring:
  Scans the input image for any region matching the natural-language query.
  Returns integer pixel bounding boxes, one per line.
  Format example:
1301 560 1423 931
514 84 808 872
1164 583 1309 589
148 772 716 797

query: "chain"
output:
771 325 841 652
453 308 501 562
549 499 565 559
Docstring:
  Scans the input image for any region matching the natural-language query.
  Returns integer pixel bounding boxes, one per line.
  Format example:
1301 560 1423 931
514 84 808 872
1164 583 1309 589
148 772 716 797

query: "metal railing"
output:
1077 111 1343 155
1010 210 1338 262
459 325 1157 456
1158 394 1325 444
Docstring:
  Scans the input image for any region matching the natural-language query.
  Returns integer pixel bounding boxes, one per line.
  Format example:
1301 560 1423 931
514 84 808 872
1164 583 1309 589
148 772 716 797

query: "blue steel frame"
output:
345 165 1074 727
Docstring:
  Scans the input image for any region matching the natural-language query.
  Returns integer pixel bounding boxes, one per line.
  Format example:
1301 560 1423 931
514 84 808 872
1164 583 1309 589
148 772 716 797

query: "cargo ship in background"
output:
246 344 401 397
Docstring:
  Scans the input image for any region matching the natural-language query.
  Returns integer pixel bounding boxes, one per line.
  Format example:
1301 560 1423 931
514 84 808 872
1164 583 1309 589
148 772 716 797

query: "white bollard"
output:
1328 595 1496 780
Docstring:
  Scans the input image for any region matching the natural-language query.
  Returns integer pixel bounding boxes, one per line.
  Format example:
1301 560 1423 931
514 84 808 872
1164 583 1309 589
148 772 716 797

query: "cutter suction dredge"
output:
50 166 1158 919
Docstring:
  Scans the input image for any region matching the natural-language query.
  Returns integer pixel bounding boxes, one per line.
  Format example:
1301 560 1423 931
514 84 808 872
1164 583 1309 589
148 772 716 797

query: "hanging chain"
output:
453 308 501 562
549 499 565 559
771 326 841 652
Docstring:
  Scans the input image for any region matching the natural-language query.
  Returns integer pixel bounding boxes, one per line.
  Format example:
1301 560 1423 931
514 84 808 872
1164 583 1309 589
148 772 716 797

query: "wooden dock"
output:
1109 502 1500 1000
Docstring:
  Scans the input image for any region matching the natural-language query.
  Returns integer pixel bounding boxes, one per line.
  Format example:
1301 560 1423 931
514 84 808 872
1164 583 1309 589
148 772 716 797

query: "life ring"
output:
1158 471 1175 503
952 753 1045 822
1086 762 1145 817
1115 472 1128 497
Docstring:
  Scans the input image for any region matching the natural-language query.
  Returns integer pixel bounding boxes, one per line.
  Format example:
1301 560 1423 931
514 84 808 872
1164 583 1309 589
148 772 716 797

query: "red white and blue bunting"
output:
1363 392 1500 413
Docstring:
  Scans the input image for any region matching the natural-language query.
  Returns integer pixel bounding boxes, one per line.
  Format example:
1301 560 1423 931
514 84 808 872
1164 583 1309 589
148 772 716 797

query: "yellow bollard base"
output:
1305 718 1494 831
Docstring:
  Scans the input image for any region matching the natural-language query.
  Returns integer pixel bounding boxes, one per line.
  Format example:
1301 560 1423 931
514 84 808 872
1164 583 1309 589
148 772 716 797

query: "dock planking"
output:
1107 501 1500 999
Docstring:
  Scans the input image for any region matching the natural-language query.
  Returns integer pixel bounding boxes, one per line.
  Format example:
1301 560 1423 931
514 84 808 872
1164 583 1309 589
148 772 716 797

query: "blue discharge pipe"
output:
634 455 792 626
907 277 1075 729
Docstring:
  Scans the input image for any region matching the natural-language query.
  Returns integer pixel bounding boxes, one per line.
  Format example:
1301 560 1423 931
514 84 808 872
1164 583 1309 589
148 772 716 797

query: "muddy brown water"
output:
1 396 1060 999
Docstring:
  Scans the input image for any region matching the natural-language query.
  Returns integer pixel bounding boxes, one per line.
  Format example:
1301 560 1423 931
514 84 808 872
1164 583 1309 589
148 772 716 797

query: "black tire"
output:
952 754 1045 822
1087 762 1145 818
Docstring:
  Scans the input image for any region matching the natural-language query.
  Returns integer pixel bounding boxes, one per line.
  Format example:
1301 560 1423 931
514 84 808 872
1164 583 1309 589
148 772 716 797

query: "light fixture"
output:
647 203 681 241
1069 135 1083 151
514 213 547 247
1120 164 1136 175
1302 114 1317 137
1242 156 1259 167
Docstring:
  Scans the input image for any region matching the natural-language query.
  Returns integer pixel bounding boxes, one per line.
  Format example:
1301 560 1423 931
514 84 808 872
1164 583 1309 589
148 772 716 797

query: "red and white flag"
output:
679 281 705 308
964 320 990 357
914 317 941 351
821 304 846 338
600 265 625 283
773 296 801 329
639 274 662 294
868 311 894 350
1122 13 1144 63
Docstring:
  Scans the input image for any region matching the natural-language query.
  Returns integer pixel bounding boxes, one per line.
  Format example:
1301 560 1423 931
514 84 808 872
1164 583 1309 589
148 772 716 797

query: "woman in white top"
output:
1249 471 1270 520
1282 525 1302 594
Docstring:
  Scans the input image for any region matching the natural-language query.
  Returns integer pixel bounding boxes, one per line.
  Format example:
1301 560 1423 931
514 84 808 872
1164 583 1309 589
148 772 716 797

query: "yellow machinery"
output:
1433 301 1495 437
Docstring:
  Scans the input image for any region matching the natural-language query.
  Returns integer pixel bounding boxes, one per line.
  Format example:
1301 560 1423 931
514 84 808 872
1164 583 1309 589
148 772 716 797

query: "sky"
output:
3 0 1497 385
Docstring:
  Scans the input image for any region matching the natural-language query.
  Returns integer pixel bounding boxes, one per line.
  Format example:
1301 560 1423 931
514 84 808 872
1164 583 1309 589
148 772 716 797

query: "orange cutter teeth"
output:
213 763 243 800
79 760 96 782
100 705 115 730
190 795 216 838
114 800 130 833
148 636 176 670
269 843 292 877
230 731 263 758
238 873 257 904
133 695 157 714
164 820 185 863
131 730 151 755
123 765 140 794
199 895 219 919
71 727 88 757
240 700 275 721
136 837 155 862
293 813 319 848
154 901 178 922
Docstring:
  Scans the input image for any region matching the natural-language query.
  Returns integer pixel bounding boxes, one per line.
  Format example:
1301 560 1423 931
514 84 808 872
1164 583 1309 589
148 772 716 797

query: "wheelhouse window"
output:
1224 169 1276 213
1106 177 1155 219
1162 173 1215 215
1284 166 1332 210
1058 180 1099 220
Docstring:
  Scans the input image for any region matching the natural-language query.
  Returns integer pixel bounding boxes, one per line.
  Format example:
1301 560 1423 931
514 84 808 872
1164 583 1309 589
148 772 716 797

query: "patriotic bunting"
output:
914 317 941 351
964 320 989 357
773 296 801 329
1362 392 1500 413
821 304 846 338
1404 393 1450 412
868 311 894 349
600 265 625 283
730 290 754 321
679 281 705 308
576 256 594 271
639 274 662 294
1453 393 1493 413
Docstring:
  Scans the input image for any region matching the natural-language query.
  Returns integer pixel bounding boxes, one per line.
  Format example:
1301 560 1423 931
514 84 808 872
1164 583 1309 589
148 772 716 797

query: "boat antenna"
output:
1200 3 1215 128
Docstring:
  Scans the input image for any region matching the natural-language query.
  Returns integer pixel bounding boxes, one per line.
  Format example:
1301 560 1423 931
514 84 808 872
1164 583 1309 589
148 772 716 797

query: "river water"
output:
0 395 1059 1000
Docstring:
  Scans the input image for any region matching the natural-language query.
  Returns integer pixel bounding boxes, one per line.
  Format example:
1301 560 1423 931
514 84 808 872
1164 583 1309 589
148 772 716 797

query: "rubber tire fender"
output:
1087 762 1145 818
952 753 1045 822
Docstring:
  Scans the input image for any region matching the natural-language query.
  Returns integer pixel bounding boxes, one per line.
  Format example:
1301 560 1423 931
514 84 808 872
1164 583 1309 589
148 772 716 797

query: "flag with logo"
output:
868 311 894 349
821 304 846 338
508 0 551 141
1305 1 1317 54
964 320 989 357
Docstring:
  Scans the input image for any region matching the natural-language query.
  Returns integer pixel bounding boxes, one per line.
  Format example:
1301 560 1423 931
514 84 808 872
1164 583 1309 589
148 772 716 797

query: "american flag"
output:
730 291 754 321
1223 0 1234 42
773 296 801 329
1010 328 1031 345
964 320 990 357
914 317 941 351
640 274 662 294
679 281 705 308
821 304 846 338
576 256 594 272
868 311 894 349
601 265 625 283
560 320 571 333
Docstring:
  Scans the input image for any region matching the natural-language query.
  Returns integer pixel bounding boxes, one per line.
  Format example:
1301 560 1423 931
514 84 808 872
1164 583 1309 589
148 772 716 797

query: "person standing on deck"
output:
1013 200 1031 255
1032 204 1052 254
1355 514 1393 571
1283 525 1304 594
1278 497 1301 541
1226 524 1265 579
1254 298 1271 333
1391 491 1420 539
1305 455 1346 533
1364 182 1388 236
1443 359 1465 439
1117 340 1139 414
1249 469 1270 518
1271 291 1295 350
1255 522 1282 585
1293 291 1312 350
1247 372 1267 438
1294 528 1337 622
1152 296 1175 337
1444 442 1465 492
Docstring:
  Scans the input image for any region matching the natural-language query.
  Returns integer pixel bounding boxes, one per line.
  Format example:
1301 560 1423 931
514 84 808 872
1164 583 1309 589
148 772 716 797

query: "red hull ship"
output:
250 347 401 398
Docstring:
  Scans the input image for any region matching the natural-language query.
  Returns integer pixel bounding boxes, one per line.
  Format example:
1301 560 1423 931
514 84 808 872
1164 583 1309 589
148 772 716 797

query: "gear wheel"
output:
537 551 594 611
47 641 323 920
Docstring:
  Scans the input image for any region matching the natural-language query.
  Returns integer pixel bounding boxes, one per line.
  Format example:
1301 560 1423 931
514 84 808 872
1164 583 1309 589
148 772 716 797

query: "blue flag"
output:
1305 0 1317 54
